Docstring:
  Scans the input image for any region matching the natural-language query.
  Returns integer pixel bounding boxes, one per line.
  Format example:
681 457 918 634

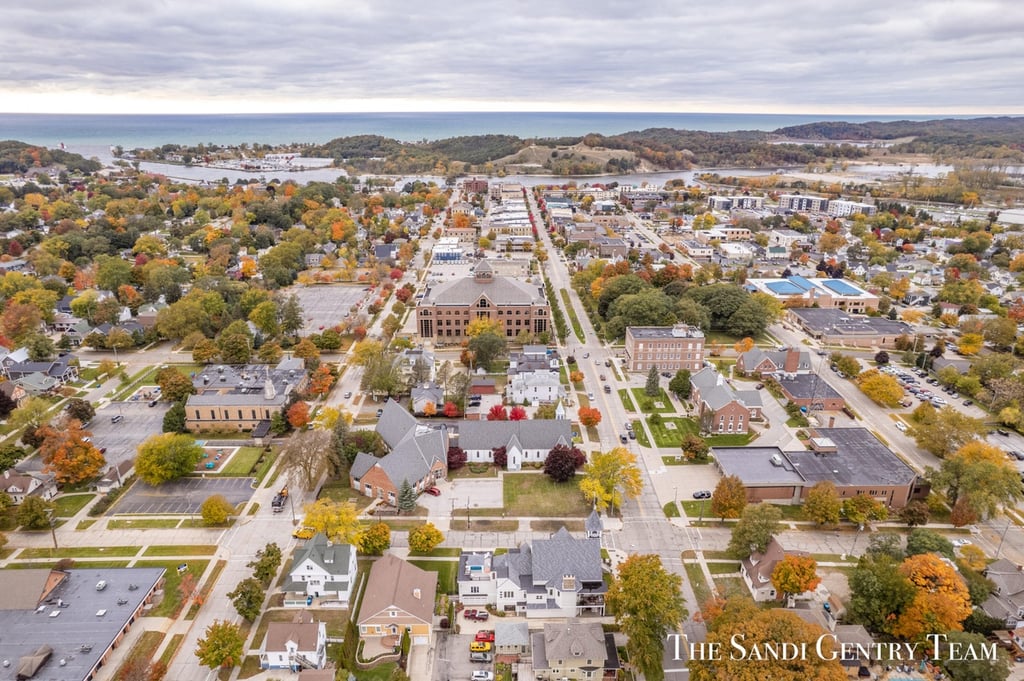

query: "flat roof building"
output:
787 308 913 348
624 324 705 373
746 275 878 313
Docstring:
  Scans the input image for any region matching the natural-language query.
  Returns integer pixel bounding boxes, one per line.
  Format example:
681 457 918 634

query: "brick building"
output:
624 324 705 373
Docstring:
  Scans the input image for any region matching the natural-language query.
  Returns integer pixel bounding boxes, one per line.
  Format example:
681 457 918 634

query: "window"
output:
470 586 480 594
389 610 398 617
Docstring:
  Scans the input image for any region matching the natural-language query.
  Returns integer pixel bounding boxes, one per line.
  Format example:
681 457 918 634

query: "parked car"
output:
692 490 712 499
582 352 590 359
619 434 628 444
292 527 316 540
148 399 158 408
110 414 124 423
474 630 495 642
952 539 972 548
469 641 492 653
343 391 352 398
469 652 493 663
424 487 441 497
587 391 595 401
472 671 494 681
628 431 637 440
895 422 907 432
998 429 1011 436
604 385 612 394
599 374 606 381
963 400 973 406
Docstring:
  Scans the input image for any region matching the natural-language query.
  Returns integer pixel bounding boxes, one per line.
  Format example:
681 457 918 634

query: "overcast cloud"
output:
1 0 1022 114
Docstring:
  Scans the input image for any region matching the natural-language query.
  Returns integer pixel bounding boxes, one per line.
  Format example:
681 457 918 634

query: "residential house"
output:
410 383 445 415
531 620 620 681
1 469 57 504
740 537 811 602
457 420 573 471
508 346 558 374
357 554 436 646
495 621 531 659
690 368 762 434
0 380 27 408
457 527 605 618
349 399 448 504
282 533 358 606
506 370 565 405
982 558 1024 628
95 460 133 495
397 348 435 385
2 352 79 385
259 612 328 671
735 348 812 378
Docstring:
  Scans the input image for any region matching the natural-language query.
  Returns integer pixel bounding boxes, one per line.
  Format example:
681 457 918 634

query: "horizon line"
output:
1 110 1021 118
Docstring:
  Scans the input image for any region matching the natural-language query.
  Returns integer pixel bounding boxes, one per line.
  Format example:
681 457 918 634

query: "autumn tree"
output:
726 503 782 558
509 405 527 421
447 445 467 470
443 401 459 418
408 522 444 553
544 443 584 482
606 554 687 681
929 440 1023 519
771 554 822 599
359 521 391 555
200 494 235 526
135 433 204 485
579 447 643 516
692 597 847 681
156 367 196 403
39 420 105 484
487 404 508 421
65 398 95 424
306 365 336 397
16 496 55 530
286 401 310 429
892 552 973 642
302 499 363 544
910 406 988 458
195 620 245 670
898 500 931 527
680 434 709 461
569 370 584 383
803 480 841 525
710 475 747 520
422 401 436 417
841 493 888 526
856 369 904 408
578 406 602 427
227 577 264 621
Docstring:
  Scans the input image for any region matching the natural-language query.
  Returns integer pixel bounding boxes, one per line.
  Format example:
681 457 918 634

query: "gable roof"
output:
531 527 602 585
358 554 436 625
264 613 322 652
290 533 355 578
458 420 572 452
495 620 530 647
542 620 607 663
376 399 419 449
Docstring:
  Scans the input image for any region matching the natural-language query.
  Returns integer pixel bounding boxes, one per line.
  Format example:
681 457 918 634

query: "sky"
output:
2 0 1023 115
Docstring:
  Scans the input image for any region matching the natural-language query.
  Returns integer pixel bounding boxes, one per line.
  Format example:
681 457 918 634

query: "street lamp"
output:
46 507 58 551
996 518 1012 559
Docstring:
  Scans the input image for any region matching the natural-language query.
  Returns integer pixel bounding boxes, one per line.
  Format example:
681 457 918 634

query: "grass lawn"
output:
559 290 585 342
684 561 713 608
54 493 95 517
680 500 714 519
503 473 590 517
646 416 697 447
238 656 262 679
76 519 98 530
113 631 164 679
134 559 210 618
354 663 400 681
379 519 429 531
631 388 676 414
531 519 584 532
450 464 499 479
6 560 132 569
450 519 518 532
408 558 458 594
18 545 140 559
664 502 680 518
408 547 462 558
218 446 270 477
143 545 218 557
109 518 182 529
159 633 184 667
632 420 651 447
660 456 710 466
707 562 741 574
713 576 749 598
318 481 374 509
618 389 636 412
706 432 756 447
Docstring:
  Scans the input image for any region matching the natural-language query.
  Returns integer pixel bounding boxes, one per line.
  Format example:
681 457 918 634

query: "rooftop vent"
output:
769 453 783 467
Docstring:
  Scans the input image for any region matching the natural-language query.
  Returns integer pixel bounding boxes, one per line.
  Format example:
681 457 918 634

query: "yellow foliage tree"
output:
958 333 984 355
900 309 925 324
733 337 755 354
465 318 502 338
301 499 364 545
580 447 643 516
856 369 904 408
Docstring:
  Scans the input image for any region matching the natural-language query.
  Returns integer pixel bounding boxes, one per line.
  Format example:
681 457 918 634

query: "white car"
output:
952 538 972 548
587 391 595 401
895 422 907 432
472 673 494 681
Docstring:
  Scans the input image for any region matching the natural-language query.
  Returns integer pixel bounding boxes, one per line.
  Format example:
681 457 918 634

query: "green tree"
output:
941 631 1011 681
396 479 417 515
162 401 187 433
466 331 506 371
200 494 235 526
710 474 747 520
227 577 265 621
16 496 54 530
905 528 955 560
803 480 842 525
606 554 687 681
359 521 391 555
248 543 283 585
898 500 930 527
248 300 280 337
911 406 988 458
408 522 444 554
668 369 691 399
7 396 53 432
842 493 889 526
65 398 95 424
848 553 916 635
135 433 204 485
195 620 245 670
644 366 660 397
279 294 304 337
579 447 643 516
726 503 782 558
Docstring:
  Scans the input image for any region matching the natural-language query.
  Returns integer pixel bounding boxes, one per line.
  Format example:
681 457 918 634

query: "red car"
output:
463 609 478 620
475 630 495 642
424 487 441 497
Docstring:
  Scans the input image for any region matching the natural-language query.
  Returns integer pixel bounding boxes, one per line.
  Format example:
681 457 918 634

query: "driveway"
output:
113 476 256 514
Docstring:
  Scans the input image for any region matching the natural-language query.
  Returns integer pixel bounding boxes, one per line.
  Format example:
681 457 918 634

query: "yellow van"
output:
469 641 492 653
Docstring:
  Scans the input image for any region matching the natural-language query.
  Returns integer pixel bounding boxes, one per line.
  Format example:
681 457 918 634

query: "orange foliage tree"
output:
578 406 602 427
770 554 822 598
286 401 311 429
39 420 106 484
892 553 972 642
307 365 336 397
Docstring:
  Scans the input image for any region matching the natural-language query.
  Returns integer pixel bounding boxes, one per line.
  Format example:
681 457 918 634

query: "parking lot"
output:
90 400 171 469
290 285 372 336
113 476 256 514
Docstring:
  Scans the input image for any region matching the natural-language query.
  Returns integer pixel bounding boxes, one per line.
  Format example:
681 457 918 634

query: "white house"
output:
506 370 565 404
457 527 606 618
457 420 572 471
1 469 57 505
282 534 358 606
260 612 327 671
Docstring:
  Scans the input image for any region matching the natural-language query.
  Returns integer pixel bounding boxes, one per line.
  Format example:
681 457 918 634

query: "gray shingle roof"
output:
541 621 607 664
423 273 544 307
290 533 355 579
532 527 602 586
457 420 572 452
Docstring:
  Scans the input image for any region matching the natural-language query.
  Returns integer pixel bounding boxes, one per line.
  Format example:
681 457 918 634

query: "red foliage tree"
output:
394 287 412 303
352 326 367 341
286 401 310 429
509 406 527 421
7 240 22 257
447 445 467 470
487 405 508 421
492 446 507 468
389 268 404 280
443 401 459 418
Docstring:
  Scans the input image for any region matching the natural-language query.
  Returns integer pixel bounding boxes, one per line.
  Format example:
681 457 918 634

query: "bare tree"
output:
280 430 332 491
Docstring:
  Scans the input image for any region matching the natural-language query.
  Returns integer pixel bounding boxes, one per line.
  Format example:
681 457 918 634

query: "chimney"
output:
413 588 421 599
783 349 799 374
828 416 835 428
